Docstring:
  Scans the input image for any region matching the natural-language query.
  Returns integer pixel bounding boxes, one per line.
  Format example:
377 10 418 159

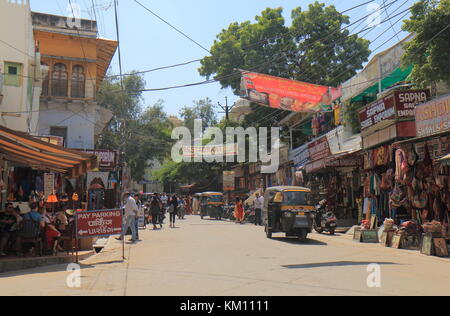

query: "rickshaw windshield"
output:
283 191 312 206
208 195 223 203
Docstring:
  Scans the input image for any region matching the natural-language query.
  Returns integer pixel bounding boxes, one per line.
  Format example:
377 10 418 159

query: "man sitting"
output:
0 203 19 256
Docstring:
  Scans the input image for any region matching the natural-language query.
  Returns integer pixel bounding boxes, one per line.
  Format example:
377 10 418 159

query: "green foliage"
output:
97 73 172 181
199 2 371 94
402 0 450 88
179 98 218 133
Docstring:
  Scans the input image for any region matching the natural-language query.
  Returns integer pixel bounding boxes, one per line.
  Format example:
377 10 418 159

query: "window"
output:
51 63 68 97
4 62 22 87
71 65 85 98
49 126 67 146
41 63 49 97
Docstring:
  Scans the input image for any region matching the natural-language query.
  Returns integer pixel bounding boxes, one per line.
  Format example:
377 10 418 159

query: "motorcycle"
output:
313 202 338 235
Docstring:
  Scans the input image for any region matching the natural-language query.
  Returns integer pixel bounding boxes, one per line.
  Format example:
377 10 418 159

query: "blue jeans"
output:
123 216 138 240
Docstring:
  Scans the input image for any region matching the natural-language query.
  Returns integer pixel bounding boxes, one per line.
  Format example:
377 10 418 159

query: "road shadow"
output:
272 237 328 246
282 261 399 269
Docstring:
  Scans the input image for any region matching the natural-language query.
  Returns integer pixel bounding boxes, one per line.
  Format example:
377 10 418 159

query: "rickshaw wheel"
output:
265 225 273 239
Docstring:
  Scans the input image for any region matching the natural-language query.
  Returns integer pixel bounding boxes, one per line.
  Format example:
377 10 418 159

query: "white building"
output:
0 0 41 133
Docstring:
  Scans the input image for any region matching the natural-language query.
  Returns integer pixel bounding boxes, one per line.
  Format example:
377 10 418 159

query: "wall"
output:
0 0 41 133
38 101 96 149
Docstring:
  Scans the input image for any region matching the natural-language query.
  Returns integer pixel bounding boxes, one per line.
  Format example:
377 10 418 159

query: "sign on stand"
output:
75 209 124 262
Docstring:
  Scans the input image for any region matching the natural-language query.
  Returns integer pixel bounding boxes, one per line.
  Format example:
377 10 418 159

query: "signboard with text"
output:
223 171 236 192
44 173 55 198
76 209 123 239
83 150 118 170
360 90 430 131
308 136 331 161
415 94 450 137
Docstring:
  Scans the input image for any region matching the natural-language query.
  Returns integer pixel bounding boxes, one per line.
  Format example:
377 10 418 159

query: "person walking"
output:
168 195 178 228
149 196 162 230
133 193 142 238
234 198 245 225
119 192 139 242
254 193 264 226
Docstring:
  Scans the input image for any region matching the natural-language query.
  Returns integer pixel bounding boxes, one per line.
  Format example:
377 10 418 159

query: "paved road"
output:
0 215 449 296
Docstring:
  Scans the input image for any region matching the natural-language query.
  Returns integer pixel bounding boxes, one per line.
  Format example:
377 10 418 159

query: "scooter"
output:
313 203 338 235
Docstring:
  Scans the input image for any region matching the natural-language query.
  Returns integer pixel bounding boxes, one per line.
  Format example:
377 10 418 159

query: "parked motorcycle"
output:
313 200 338 235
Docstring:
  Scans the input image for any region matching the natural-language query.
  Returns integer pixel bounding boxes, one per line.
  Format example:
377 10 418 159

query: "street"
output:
0 215 449 296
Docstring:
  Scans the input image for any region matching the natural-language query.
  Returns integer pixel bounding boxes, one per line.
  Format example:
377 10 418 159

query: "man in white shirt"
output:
119 192 139 242
254 193 265 226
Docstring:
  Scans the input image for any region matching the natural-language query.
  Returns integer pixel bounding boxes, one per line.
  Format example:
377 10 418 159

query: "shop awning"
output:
0 125 97 177
350 65 413 103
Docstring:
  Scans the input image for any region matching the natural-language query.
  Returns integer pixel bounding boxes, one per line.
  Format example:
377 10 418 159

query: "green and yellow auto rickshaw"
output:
200 192 224 220
264 186 315 242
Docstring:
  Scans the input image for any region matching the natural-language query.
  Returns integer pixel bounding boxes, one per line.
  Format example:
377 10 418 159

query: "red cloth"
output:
234 202 245 221
46 228 60 248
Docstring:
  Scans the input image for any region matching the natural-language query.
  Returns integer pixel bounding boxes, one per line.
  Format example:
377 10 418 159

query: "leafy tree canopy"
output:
199 2 371 94
402 0 450 88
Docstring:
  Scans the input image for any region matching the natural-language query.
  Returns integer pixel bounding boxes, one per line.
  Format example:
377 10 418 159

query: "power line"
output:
133 0 211 54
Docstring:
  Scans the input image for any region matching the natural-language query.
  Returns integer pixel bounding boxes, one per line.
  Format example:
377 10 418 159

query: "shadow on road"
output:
282 261 399 269
272 237 328 246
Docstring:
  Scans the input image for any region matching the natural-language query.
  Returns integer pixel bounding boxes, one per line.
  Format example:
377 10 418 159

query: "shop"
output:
356 92 449 257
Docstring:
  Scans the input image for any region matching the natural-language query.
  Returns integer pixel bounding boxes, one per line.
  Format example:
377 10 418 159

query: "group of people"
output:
119 192 193 243
233 192 265 226
0 201 72 257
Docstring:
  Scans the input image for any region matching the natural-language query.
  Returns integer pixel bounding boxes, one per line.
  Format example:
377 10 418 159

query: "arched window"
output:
51 63 68 97
71 65 85 98
41 62 49 97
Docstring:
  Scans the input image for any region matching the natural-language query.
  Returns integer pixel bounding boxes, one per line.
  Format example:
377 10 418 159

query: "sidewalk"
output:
0 251 94 274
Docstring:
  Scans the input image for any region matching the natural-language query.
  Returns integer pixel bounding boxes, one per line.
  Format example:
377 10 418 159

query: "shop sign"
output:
360 90 431 131
35 135 64 147
76 209 123 239
415 94 450 137
326 157 360 168
308 136 331 161
44 173 54 198
83 150 118 170
305 159 326 173
395 90 430 118
223 171 235 192
290 144 310 168
360 94 396 131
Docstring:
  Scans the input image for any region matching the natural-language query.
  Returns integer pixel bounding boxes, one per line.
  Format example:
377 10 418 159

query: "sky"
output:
30 0 414 118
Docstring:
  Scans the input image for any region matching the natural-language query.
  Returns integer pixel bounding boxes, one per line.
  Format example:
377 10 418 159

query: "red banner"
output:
240 71 338 112
76 209 123 239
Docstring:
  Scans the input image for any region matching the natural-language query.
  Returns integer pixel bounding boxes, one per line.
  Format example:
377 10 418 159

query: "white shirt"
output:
161 195 168 204
124 196 139 218
254 196 264 209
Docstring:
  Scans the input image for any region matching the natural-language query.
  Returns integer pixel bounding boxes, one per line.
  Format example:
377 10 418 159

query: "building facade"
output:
0 0 42 133
32 11 117 149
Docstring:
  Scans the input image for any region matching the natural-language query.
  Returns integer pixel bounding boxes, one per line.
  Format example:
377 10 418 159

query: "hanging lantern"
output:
46 194 59 203
72 192 79 201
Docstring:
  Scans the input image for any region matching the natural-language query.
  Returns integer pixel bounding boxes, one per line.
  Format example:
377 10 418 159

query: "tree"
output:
179 98 218 133
97 74 173 181
402 0 450 88
199 2 371 94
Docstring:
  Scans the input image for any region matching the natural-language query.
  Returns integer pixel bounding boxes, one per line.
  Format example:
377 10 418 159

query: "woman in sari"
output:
234 198 245 224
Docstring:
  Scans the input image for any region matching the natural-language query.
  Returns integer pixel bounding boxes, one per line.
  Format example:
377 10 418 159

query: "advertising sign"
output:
290 144 310 168
240 71 339 112
415 94 450 137
183 144 238 159
395 90 431 118
76 209 123 239
223 171 236 192
359 94 396 131
308 136 331 161
83 150 118 170
44 173 55 198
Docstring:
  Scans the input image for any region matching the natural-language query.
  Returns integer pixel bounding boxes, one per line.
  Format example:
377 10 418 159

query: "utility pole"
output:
218 97 235 121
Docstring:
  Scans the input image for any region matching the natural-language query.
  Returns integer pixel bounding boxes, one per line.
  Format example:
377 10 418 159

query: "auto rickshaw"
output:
200 192 224 220
264 186 315 241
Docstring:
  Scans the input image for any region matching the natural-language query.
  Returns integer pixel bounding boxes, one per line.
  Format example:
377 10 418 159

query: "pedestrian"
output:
234 198 245 224
253 192 264 226
118 192 139 242
134 193 142 238
150 196 162 230
168 195 178 228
